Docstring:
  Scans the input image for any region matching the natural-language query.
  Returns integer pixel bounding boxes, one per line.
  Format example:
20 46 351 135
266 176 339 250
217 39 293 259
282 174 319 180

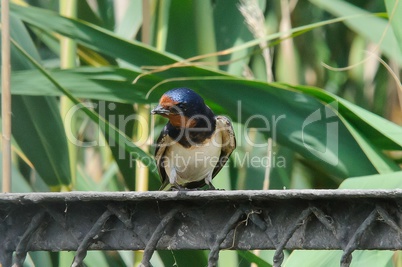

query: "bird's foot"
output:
170 183 195 191
206 184 222 190
205 184 226 191
208 185 216 190
171 185 186 191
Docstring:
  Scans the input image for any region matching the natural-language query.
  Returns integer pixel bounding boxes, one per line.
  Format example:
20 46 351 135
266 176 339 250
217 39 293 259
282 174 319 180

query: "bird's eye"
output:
177 103 186 110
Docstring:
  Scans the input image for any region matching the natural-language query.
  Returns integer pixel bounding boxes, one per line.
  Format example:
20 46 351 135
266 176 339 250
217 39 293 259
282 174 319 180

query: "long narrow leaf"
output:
11 67 402 178
9 3 402 179
10 3 381 76
288 84 402 150
237 251 272 267
9 67 158 103
310 0 402 66
4 15 71 186
10 38 158 183
385 0 402 54
284 250 393 267
339 171 402 189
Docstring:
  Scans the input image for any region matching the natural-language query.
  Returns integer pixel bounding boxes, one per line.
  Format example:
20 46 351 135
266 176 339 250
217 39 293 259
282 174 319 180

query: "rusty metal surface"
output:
1 190 402 267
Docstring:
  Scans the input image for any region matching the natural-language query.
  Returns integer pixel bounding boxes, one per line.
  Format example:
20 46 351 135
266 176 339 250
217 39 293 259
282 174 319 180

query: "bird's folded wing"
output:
155 125 170 190
212 116 236 178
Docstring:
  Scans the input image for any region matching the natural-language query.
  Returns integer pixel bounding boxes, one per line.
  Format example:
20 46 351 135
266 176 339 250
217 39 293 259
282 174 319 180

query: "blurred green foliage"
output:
1 0 402 266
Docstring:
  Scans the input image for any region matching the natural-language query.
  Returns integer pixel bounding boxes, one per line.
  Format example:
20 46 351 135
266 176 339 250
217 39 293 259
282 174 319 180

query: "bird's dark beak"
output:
151 105 170 115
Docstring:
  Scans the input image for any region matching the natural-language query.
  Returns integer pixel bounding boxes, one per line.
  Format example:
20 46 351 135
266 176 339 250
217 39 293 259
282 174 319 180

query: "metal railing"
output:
1 190 402 267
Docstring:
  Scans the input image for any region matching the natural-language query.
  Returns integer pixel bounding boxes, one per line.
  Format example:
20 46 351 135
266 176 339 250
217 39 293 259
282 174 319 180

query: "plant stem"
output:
193 0 218 69
135 104 150 192
156 0 171 51
278 0 299 84
134 0 155 193
60 0 78 189
2 0 12 192
134 1 155 265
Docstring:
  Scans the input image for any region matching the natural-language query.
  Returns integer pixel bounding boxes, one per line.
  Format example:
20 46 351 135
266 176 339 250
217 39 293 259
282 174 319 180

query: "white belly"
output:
164 131 222 185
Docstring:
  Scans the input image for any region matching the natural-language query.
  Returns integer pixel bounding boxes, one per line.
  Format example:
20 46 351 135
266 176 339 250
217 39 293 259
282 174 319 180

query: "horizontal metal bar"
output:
1 189 402 253
2 189 402 203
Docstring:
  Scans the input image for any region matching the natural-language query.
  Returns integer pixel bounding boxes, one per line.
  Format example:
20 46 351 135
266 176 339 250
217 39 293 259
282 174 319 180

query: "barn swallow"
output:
151 88 236 190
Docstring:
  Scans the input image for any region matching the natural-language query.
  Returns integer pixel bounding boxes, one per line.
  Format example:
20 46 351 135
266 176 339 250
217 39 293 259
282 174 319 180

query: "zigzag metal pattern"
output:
1 190 402 267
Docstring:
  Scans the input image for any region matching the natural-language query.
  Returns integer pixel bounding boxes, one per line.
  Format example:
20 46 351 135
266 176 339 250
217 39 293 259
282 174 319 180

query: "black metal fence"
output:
1 190 402 267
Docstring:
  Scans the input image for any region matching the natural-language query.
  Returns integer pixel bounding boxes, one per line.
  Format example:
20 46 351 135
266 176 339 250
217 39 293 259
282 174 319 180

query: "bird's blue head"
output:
151 88 213 128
